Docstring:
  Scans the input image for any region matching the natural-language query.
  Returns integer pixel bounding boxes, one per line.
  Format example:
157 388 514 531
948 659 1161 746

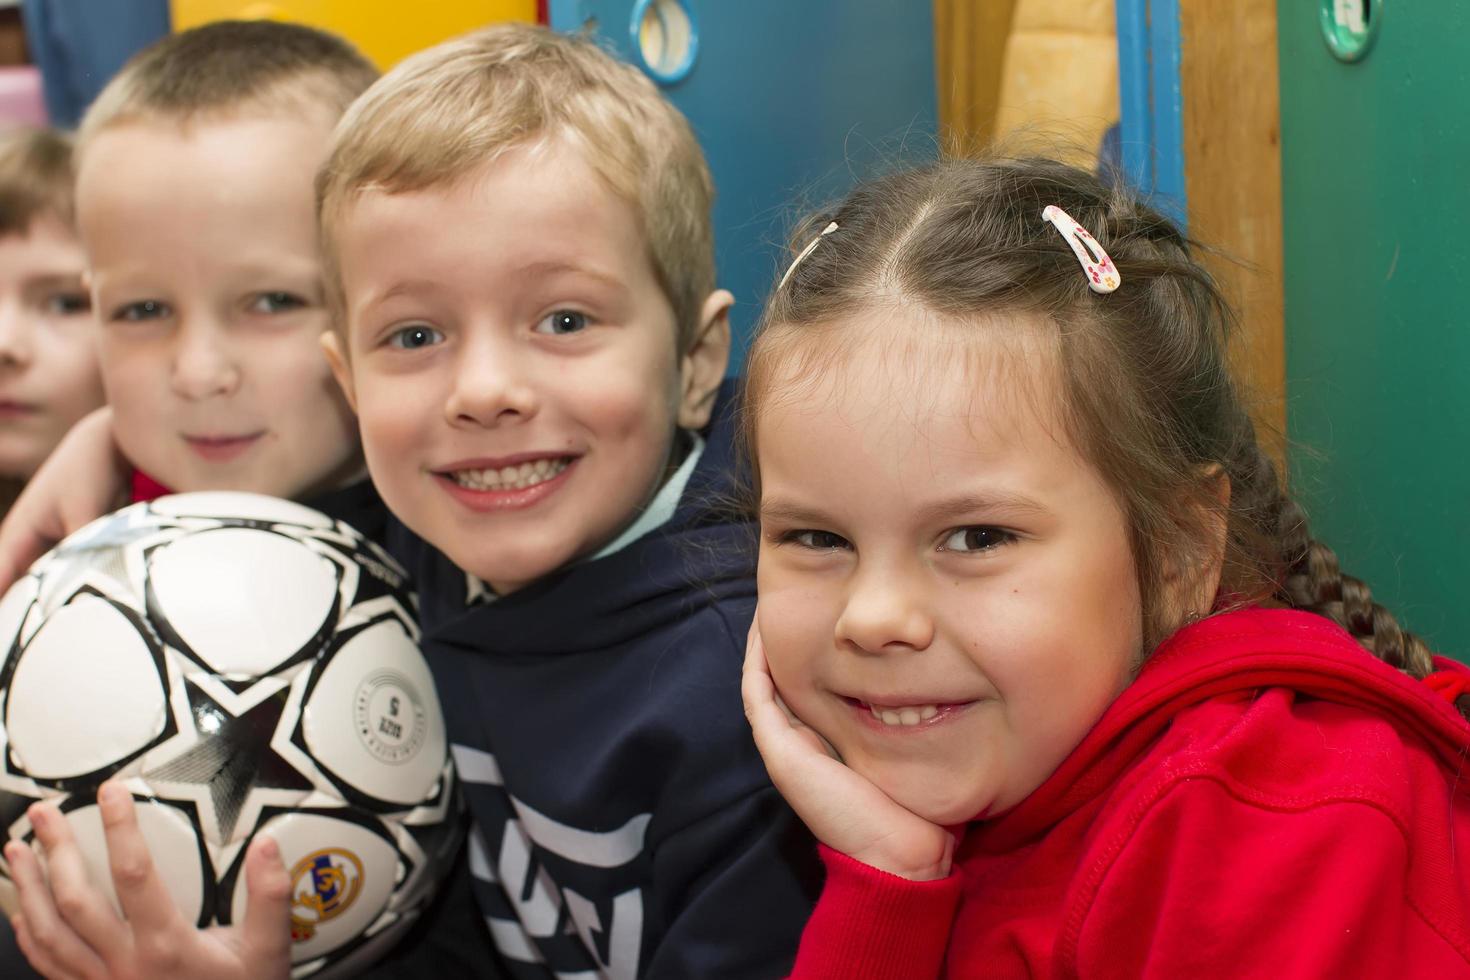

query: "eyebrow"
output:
915 490 1051 523
513 259 627 292
355 261 628 323
20 272 85 288
354 278 441 320
759 489 1051 527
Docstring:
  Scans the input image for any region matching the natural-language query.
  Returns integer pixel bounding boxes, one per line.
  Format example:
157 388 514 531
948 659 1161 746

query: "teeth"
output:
450 458 569 491
868 703 942 727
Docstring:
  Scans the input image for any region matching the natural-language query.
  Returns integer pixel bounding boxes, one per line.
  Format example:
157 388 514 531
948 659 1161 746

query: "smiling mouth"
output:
445 457 573 492
846 697 976 728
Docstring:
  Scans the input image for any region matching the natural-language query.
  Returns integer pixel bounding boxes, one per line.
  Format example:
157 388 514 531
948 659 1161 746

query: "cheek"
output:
43 340 103 405
355 387 414 453
756 567 836 696
573 339 680 430
99 354 158 417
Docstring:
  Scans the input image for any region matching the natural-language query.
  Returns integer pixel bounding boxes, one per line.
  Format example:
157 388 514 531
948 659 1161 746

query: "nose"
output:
834 559 936 655
443 332 538 428
0 300 35 369
170 320 240 400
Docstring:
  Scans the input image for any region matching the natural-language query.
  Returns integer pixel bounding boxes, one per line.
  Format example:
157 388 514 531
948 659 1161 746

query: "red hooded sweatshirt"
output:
790 608 1470 978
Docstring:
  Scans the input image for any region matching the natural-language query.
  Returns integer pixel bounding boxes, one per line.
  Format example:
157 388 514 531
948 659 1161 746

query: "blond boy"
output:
315 24 816 979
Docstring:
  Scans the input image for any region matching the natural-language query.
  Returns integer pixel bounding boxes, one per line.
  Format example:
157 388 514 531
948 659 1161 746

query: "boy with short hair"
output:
7 22 816 980
317 24 817 978
18 20 383 534
0 22 405 977
0 128 104 509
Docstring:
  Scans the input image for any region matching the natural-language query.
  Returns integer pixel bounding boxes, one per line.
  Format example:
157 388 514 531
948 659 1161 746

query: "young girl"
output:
741 157 1470 977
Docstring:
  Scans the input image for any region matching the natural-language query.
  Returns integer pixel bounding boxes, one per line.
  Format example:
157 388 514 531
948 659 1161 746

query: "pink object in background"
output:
0 66 47 127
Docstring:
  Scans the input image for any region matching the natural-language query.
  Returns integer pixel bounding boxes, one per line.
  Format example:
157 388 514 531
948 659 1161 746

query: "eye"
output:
44 292 90 316
534 310 589 336
111 300 169 322
784 529 851 551
387 324 443 350
940 526 1015 554
249 291 307 314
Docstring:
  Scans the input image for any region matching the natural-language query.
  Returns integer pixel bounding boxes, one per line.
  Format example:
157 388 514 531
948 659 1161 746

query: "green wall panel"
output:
1279 1 1470 659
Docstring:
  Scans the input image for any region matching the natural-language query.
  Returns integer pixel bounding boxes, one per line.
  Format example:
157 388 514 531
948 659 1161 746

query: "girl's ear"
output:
677 289 734 430
1162 464 1231 623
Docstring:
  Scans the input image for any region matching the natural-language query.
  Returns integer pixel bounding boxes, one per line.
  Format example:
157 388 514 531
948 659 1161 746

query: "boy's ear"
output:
677 289 734 430
320 331 357 413
1161 464 1232 623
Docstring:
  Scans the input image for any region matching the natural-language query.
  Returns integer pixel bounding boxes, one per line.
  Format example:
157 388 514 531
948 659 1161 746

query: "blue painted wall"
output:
550 0 937 365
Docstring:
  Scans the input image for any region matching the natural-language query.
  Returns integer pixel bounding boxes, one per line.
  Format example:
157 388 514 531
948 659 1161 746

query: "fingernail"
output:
98 781 127 812
257 835 279 861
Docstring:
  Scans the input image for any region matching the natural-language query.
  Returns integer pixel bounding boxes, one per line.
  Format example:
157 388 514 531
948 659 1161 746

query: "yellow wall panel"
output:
993 0 1117 165
171 0 537 70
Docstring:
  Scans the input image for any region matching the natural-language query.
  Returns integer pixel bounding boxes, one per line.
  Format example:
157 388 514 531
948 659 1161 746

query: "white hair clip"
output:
1042 205 1120 294
778 221 840 290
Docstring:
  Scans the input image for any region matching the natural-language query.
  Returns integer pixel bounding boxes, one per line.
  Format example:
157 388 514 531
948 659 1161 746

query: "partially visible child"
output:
741 157 1470 977
0 128 103 514
7 22 817 980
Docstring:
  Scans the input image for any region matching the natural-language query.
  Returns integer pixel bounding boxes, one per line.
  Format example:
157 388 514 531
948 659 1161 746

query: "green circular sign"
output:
1320 0 1380 62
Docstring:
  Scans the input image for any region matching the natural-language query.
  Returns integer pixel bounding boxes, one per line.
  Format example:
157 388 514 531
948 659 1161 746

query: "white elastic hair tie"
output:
777 221 840 291
1041 205 1120 294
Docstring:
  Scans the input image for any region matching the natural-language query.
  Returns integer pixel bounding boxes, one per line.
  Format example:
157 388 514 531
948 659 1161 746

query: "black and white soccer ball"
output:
0 492 459 977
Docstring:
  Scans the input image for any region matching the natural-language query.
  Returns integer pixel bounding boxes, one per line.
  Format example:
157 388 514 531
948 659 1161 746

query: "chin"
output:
879 775 988 827
453 543 573 594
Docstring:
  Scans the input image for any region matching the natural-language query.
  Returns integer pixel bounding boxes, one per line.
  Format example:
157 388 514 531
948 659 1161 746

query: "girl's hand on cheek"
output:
5 780 292 980
742 619 959 882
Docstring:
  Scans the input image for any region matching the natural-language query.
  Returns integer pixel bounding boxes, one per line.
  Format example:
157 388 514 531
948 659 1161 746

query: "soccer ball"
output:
0 492 459 977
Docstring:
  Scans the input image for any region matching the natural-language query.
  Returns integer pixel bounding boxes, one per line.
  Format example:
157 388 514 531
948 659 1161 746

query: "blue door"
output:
550 0 937 362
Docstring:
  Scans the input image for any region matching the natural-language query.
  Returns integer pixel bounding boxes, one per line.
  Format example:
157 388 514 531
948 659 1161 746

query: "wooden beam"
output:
1178 0 1286 443
934 0 1017 156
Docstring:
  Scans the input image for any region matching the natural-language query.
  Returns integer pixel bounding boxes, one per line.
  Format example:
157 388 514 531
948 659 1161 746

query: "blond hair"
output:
0 127 75 235
79 20 377 147
318 23 715 344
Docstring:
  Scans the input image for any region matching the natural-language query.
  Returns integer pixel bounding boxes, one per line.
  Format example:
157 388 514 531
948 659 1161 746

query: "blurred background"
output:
0 0 1464 661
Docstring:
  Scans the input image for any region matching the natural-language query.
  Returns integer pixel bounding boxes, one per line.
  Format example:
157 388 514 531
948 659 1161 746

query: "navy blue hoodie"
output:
378 385 819 978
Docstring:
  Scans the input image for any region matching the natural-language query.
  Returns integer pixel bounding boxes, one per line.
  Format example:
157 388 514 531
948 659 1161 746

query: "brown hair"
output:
78 19 377 146
0 127 75 235
317 23 714 343
744 156 1437 682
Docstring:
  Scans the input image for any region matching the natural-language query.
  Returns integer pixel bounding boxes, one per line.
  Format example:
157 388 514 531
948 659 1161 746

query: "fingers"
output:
96 782 179 940
741 634 809 766
0 519 43 594
28 803 130 960
13 912 82 980
239 835 292 969
740 626 782 727
4 838 107 980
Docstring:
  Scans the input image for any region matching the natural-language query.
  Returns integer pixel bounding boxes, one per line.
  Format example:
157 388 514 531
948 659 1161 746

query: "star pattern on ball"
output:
143 678 313 845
